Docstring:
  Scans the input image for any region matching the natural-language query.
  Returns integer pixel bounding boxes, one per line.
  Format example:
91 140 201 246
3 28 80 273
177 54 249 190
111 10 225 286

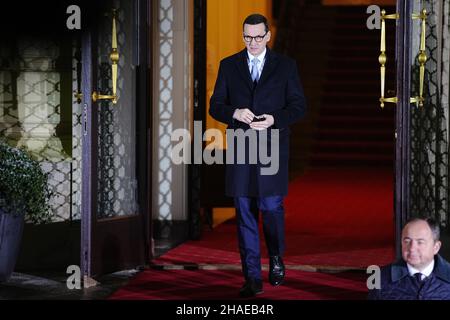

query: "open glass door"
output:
388 0 450 258
81 0 151 281
0 1 82 273
0 0 151 281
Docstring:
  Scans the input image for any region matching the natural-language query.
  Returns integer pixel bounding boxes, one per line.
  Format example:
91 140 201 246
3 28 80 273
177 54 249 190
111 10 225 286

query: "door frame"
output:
189 0 207 239
81 0 153 279
394 0 413 259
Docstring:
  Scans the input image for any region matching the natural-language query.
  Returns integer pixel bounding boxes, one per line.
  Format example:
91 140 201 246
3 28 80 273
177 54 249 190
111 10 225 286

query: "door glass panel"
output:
96 0 138 219
0 35 82 222
409 0 449 229
410 0 448 225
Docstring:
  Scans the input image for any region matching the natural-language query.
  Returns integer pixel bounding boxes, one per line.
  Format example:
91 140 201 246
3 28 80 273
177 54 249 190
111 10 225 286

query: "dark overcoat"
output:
367 255 450 300
209 47 306 197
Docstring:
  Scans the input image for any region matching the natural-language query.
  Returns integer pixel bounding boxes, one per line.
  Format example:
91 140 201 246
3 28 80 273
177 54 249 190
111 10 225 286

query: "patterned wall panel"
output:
443 0 450 143
156 0 174 226
410 0 449 227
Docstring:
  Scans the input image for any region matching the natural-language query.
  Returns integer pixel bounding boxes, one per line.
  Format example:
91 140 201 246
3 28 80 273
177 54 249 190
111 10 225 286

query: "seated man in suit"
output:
368 217 450 300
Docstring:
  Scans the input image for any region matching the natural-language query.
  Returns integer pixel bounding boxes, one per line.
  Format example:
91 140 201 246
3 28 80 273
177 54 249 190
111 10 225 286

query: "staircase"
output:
275 2 396 169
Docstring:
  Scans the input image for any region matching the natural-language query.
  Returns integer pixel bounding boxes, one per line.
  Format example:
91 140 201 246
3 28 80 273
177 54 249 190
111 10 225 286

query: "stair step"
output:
314 140 393 147
322 78 385 85
315 128 395 141
330 37 394 46
318 106 395 116
322 82 383 92
322 95 383 104
308 154 394 166
327 53 395 61
331 26 394 32
326 57 395 66
277 3 398 167
320 91 393 100
310 152 394 160
325 69 385 77
319 114 393 120
331 30 395 38
310 152 394 165
318 115 395 128
329 47 395 55
325 64 393 72
325 68 395 74
312 140 394 154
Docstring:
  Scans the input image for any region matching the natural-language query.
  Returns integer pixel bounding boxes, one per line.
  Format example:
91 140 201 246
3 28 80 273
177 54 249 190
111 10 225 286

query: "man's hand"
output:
249 114 274 131
233 108 255 124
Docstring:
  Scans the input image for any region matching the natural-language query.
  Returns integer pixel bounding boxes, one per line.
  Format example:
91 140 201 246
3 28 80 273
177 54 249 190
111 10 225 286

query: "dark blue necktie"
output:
414 272 424 283
251 58 260 82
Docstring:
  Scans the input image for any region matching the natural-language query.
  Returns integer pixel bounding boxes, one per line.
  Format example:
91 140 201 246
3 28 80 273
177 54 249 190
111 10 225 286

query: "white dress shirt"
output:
247 48 267 78
407 259 435 280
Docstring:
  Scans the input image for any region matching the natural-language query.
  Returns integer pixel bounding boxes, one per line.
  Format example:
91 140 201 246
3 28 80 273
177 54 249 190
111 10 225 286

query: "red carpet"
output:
109 269 368 300
109 167 394 300
151 167 395 268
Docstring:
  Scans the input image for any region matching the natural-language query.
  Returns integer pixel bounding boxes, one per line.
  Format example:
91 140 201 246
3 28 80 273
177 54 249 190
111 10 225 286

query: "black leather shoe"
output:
239 279 263 298
269 256 285 286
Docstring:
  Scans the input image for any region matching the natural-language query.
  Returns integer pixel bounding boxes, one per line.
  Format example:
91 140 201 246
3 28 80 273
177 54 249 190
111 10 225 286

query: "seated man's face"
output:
401 220 441 270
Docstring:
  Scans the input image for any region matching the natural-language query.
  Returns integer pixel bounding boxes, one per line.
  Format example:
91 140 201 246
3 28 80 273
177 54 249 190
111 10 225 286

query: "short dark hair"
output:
243 14 269 33
404 217 440 242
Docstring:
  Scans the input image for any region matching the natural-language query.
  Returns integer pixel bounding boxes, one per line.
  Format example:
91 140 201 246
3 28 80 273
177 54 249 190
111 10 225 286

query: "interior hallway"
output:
109 2 396 299
0 2 397 300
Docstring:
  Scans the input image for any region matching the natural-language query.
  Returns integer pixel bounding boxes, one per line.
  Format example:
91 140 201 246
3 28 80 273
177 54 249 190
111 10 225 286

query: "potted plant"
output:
0 140 52 282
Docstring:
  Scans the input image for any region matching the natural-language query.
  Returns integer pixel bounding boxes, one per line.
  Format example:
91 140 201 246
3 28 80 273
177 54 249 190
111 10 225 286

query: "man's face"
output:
243 23 271 57
401 220 441 270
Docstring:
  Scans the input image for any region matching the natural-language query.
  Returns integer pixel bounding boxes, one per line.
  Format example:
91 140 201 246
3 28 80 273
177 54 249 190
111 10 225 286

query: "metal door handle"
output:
92 9 119 104
411 9 427 107
378 9 399 108
378 9 427 108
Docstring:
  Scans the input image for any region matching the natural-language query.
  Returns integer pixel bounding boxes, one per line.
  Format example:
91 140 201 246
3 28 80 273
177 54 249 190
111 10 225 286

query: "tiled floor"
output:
1 232 181 300
0 269 139 300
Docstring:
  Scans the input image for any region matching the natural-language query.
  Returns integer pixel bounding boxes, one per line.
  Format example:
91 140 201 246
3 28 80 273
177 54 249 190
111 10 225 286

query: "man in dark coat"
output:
368 218 450 300
209 13 306 297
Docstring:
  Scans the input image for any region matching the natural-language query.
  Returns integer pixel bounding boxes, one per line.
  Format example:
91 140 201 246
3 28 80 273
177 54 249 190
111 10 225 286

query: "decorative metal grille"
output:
96 0 138 218
155 0 175 236
0 37 76 222
410 0 449 228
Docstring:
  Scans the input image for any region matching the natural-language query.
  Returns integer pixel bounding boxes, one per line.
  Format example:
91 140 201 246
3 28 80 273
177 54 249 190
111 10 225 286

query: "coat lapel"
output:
258 48 279 86
234 47 280 90
235 49 253 90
